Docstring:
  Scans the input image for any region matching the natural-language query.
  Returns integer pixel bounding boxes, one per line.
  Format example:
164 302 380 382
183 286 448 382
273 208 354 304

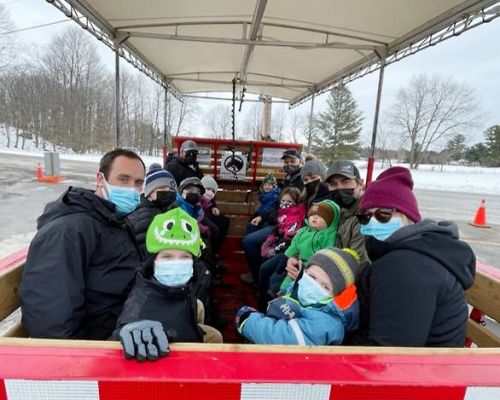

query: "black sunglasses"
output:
356 208 395 225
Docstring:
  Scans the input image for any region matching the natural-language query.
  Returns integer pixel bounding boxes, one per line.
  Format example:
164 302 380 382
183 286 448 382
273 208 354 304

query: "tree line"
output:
1 4 498 168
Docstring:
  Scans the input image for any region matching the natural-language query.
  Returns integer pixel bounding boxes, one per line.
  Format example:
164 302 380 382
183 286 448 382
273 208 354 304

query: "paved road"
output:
0 152 499 268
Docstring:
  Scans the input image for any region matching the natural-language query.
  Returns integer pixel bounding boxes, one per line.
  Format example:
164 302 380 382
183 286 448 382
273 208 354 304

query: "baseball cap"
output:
180 140 198 152
281 148 302 160
326 160 360 181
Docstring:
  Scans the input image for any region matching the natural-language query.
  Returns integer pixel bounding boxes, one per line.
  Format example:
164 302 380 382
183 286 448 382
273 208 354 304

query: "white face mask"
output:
154 259 193 287
297 272 332 306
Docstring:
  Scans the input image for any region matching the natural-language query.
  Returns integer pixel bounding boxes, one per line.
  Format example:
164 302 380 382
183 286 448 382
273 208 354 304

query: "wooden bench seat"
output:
465 261 500 347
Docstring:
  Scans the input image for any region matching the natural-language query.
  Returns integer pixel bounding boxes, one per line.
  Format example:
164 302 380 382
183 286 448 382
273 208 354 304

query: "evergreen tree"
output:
484 125 500 167
444 134 466 162
311 85 362 163
464 143 488 165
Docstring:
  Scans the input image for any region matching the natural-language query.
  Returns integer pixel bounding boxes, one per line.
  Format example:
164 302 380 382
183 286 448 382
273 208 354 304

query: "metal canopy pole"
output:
366 59 385 185
231 78 236 141
163 85 169 166
114 48 121 148
307 92 315 153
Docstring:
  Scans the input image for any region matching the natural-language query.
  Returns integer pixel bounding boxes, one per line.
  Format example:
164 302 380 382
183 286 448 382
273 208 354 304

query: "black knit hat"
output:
306 247 361 296
178 177 205 195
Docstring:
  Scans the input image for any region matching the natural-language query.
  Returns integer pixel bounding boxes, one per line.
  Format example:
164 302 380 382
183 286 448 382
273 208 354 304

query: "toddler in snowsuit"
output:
236 247 361 345
277 199 341 292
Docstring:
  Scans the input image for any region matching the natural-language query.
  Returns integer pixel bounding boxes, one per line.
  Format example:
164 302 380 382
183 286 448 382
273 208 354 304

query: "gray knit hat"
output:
306 247 361 296
301 158 327 180
201 175 218 192
144 165 177 198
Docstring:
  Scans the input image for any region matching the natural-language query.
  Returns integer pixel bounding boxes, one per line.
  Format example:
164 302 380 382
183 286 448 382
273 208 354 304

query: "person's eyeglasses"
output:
356 208 395 225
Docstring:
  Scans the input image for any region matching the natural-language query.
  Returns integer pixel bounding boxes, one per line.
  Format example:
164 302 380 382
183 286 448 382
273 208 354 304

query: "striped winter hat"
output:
306 247 361 296
144 164 177 197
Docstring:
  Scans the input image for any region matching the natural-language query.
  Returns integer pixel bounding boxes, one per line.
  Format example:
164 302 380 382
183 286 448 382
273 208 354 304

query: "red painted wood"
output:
0 248 28 274
331 386 466 400
0 379 7 400
99 381 240 400
0 345 499 387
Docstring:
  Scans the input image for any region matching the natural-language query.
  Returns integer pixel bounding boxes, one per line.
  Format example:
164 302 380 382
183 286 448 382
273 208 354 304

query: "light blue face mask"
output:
360 217 403 241
297 272 332 306
103 178 140 216
154 259 193 287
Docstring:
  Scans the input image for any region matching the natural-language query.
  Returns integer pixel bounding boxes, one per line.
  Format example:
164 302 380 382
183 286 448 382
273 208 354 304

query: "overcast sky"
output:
4 0 500 146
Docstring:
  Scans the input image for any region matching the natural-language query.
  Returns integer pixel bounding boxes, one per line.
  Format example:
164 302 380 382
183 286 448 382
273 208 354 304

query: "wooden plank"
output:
215 190 252 203
466 319 500 348
216 202 251 215
1 336 500 355
466 269 500 323
227 215 248 236
0 265 23 321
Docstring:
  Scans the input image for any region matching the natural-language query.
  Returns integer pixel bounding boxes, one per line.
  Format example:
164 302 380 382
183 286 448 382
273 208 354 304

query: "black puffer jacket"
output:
347 220 475 347
127 197 177 258
111 270 204 342
21 187 142 340
165 156 203 186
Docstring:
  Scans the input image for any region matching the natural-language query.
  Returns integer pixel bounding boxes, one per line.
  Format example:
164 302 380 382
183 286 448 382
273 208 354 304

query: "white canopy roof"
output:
59 0 499 104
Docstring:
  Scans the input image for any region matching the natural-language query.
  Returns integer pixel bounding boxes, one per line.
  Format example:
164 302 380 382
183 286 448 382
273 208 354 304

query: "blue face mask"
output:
297 272 332 306
154 259 193 287
103 178 140 216
360 217 403 241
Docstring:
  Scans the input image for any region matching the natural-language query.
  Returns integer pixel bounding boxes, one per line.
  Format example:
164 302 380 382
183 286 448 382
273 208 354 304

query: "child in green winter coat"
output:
281 199 340 289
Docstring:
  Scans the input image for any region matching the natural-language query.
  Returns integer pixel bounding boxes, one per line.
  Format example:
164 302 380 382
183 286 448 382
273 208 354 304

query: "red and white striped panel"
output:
1 380 500 400
1 343 500 400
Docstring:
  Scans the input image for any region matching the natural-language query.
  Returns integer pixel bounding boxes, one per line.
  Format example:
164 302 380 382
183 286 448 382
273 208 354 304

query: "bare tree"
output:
288 112 308 144
271 103 287 142
0 4 16 72
204 104 232 139
389 74 482 169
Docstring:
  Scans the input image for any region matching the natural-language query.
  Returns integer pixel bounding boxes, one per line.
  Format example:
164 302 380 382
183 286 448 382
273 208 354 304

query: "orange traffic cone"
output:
469 198 490 228
35 163 43 181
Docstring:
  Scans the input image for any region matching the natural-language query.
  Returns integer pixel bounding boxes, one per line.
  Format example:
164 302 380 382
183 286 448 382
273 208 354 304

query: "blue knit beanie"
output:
144 165 177 197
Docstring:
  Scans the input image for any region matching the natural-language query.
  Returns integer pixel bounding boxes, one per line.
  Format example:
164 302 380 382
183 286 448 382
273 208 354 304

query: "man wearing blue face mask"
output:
346 166 476 347
21 149 145 340
112 208 222 362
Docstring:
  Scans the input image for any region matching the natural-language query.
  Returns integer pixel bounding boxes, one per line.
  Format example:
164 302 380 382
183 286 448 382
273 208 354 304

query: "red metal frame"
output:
172 137 302 184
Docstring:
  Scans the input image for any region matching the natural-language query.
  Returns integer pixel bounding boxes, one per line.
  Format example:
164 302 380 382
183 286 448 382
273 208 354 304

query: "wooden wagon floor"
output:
212 236 257 343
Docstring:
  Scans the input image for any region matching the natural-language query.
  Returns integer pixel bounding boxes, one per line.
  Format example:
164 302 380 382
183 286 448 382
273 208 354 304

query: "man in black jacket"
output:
21 149 146 340
165 140 203 185
281 148 304 191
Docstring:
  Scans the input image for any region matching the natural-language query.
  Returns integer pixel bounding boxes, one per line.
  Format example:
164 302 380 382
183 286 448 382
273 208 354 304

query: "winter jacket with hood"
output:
20 187 142 340
347 220 475 347
240 281 359 345
111 265 205 343
284 200 341 262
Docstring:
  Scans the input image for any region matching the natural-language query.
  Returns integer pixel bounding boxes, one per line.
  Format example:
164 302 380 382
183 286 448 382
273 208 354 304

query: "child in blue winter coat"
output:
247 174 281 232
235 247 361 345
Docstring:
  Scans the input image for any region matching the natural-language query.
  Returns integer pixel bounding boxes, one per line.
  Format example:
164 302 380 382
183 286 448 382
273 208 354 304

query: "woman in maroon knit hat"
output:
346 166 475 347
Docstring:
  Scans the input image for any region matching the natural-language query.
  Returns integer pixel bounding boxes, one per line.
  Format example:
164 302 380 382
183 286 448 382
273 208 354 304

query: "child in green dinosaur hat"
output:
112 207 222 362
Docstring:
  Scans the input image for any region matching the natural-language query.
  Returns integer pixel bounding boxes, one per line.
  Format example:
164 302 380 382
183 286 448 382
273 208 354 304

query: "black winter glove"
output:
119 320 170 362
